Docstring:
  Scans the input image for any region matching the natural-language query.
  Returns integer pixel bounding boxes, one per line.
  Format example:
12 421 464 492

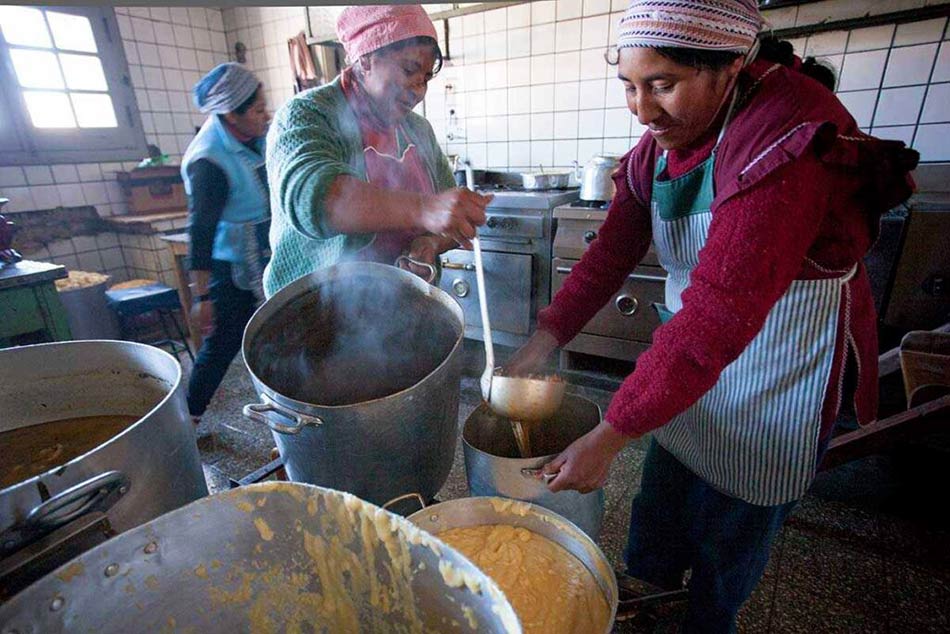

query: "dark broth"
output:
0 414 139 488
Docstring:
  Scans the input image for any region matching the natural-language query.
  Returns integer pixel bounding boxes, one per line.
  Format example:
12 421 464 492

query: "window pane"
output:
0 6 52 48
10 49 65 89
24 91 77 128
59 54 107 91
47 11 97 53
71 93 117 128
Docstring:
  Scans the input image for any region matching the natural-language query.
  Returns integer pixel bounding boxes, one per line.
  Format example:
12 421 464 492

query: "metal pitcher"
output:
574 154 621 203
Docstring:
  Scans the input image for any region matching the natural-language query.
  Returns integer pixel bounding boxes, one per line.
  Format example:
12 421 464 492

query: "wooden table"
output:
159 232 200 351
0 260 71 348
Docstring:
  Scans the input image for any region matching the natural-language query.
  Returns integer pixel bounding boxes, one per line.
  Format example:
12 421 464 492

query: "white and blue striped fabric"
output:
650 180 849 506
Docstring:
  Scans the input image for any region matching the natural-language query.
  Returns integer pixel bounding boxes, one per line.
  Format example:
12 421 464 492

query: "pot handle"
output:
25 470 129 534
243 394 323 435
394 255 437 284
381 492 427 514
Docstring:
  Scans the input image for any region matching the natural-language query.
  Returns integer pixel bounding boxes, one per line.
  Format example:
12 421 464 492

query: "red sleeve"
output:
536 154 652 345
605 149 834 436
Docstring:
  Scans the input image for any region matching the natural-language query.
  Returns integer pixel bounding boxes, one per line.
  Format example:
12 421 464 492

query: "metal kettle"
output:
573 155 621 203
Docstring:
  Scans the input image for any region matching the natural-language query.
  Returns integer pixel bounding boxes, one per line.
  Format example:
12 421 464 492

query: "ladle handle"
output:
473 236 494 372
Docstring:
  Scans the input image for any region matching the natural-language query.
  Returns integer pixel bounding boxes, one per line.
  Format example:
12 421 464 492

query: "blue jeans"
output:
625 439 797 634
186 260 257 417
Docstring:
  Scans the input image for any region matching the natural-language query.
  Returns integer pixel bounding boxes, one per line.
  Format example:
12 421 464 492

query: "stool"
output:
106 279 194 363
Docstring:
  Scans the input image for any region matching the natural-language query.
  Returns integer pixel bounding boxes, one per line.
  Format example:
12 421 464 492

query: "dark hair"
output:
608 36 837 90
233 84 262 115
370 35 444 75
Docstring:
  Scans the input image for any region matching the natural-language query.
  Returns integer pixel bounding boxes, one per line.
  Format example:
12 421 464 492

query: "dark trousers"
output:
625 439 797 634
186 260 257 417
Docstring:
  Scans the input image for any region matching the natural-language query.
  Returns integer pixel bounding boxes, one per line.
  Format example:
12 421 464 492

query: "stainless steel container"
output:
521 170 572 190
57 277 121 339
0 483 521 633
0 340 208 594
243 262 465 507
408 496 617 633
462 394 606 539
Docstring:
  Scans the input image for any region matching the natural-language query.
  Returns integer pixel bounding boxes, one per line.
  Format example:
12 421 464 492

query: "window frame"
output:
0 5 147 166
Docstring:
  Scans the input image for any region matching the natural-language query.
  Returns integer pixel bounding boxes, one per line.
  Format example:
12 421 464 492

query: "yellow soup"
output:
438 524 610 634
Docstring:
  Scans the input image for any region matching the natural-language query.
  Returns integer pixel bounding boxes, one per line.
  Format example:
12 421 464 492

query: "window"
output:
0 6 146 165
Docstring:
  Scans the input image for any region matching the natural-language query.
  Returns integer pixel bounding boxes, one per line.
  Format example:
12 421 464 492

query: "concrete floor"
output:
190 342 950 633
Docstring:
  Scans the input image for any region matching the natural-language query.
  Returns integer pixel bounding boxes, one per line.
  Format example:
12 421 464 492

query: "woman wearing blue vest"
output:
181 63 270 423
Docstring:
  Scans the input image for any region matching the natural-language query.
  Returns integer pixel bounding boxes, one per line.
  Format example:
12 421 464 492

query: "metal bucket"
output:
408 496 617 633
0 340 208 596
242 262 465 506
57 277 121 339
0 483 521 633
462 393 605 539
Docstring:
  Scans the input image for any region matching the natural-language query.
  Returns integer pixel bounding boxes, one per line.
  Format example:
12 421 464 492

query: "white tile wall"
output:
428 5 949 169
1 6 231 221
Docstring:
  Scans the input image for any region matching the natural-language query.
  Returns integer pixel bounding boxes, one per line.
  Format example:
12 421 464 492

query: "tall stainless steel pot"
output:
0 483 521 633
462 394 606 538
242 262 465 506
0 340 208 595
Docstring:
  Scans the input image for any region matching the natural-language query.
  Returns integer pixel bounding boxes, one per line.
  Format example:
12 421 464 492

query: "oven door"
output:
439 249 533 336
552 258 666 341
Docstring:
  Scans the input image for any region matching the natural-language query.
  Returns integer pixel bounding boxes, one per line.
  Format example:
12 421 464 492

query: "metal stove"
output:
437 186 579 348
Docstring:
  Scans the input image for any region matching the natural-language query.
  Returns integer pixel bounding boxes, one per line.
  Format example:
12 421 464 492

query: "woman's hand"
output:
543 421 635 493
504 329 559 377
419 188 492 248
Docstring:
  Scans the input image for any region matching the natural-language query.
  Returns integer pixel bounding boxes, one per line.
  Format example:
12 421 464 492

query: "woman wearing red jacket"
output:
508 1 917 631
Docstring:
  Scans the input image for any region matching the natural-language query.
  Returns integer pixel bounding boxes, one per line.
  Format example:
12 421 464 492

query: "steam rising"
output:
248 269 461 406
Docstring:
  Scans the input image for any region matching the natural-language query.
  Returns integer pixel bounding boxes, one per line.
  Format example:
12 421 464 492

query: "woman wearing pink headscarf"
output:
264 5 491 296
507 0 917 629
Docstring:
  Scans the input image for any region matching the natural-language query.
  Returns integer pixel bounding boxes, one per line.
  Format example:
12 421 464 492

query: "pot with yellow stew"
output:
409 496 618 634
0 483 521 633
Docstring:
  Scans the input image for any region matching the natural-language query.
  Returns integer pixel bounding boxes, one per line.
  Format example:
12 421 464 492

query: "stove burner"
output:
570 200 609 209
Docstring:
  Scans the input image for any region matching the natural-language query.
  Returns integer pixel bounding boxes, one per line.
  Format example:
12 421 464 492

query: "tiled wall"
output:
1 6 230 285
221 6 307 113
423 0 950 169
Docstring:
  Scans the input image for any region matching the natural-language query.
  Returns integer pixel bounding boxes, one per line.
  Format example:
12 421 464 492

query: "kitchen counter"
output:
0 259 66 291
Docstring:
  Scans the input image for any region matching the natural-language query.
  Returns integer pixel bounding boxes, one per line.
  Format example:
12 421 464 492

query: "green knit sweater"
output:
263 76 456 297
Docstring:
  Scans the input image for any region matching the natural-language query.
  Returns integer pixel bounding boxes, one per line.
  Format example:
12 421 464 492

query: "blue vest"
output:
181 115 268 264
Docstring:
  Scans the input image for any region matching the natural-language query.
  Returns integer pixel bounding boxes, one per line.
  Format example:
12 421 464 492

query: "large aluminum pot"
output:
0 483 521 633
0 341 207 593
242 262 465 506
462 394 606 539
408 496 618 633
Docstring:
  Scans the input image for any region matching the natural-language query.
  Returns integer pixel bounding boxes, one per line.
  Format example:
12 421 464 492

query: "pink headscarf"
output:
336 5 438 63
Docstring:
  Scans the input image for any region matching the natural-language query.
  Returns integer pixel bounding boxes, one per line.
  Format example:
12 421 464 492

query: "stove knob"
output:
452 278 470 298
584 230 597 244
486 216 498 229
615 295 639 316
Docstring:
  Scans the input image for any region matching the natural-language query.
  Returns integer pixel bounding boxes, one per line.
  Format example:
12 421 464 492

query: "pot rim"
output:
242 262 465 412
461 396 602 464
406 495 618 631
0 339 182 495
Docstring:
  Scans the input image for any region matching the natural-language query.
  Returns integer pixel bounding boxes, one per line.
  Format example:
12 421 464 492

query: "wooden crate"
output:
116 166 187 215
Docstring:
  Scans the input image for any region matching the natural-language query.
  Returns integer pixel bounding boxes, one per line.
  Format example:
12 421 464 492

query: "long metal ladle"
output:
467 166 565 458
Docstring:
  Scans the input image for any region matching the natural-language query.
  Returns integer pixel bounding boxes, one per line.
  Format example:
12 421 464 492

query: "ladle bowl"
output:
487 373 567 422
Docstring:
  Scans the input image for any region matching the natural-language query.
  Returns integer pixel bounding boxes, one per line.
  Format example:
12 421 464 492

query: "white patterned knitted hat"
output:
617 0 763 53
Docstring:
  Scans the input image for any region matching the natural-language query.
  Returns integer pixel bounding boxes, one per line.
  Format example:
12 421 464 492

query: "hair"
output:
232 84 262 115
607 36 838 90
366 35 444 75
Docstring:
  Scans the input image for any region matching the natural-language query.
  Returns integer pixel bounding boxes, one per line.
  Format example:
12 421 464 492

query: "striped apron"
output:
649 124 853 506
